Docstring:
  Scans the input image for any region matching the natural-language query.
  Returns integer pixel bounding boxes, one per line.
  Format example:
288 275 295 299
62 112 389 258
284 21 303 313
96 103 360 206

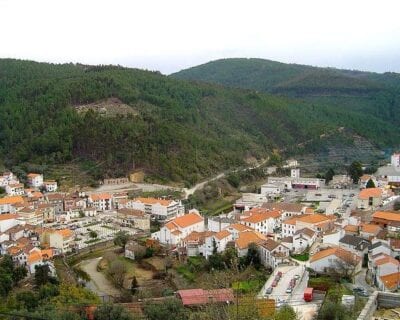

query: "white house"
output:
207 216 235 232
262 202 305 219
0 172 19 187
5 183 25 196
152 212 204 245
240 209 281 235
43 180 58 192
42 229 74 253
0 213 20 232
260 183 285 196
88 193 112 211
235 230 266 257
292 228 316 253
310 247 362 276
259 238 290 269
27 173 43 188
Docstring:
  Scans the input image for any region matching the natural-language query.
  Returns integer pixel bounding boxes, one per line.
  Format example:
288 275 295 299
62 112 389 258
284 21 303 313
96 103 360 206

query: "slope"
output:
0 59 399 186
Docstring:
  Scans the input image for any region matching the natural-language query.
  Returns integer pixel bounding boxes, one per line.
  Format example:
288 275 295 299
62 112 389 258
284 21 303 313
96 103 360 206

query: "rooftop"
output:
310 247 361 266
358 188 382 200
165 212 203 230
373 211 400 222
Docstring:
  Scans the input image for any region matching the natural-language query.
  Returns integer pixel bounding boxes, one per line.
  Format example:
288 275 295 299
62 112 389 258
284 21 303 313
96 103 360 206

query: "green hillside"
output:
172 58 400 137
0 59 399 185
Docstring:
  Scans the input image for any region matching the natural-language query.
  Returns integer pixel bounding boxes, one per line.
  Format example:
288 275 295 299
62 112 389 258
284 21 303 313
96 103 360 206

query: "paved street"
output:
258 265 303 301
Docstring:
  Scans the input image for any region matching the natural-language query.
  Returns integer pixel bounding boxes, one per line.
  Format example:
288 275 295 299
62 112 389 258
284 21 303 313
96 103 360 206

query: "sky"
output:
1 0 400 74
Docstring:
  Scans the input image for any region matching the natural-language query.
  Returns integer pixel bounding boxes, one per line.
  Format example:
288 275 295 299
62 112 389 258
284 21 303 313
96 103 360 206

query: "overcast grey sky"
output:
1 0 400 74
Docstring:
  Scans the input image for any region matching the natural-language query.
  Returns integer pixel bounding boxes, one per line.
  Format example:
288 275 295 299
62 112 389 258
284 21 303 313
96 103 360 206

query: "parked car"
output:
294 274 300 280
277 271 283 277
272 281 277 287
265 287 273 294
286 287 292 293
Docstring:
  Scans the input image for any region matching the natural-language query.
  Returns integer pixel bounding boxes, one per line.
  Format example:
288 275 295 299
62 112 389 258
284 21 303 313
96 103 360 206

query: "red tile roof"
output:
177 288 234 306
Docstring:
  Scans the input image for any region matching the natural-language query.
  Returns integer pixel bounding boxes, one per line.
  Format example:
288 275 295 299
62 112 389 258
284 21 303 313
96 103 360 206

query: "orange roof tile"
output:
283 217 299 225
215 230 231 240
166 213 203 230
56 229 73 238
41 249 53 259
344 225 359 233
90 193 111 201
373 211 400 222
360 175 372 182
305 208 315 214
0 196 24 205
361 223 381 234
135 197 173 206
298 214 331 224
235 231 266 250
7 246 21 255
27 173 41 178
28 251 42 264
227 223 253 232
0 213 19 221
375 254 400 266
310 247 360 266
380 272 400 290
242 210 281 224
358 188 382 200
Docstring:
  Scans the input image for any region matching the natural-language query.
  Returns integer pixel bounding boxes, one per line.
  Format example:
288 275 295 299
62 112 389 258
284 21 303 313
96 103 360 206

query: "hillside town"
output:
0 153 399 319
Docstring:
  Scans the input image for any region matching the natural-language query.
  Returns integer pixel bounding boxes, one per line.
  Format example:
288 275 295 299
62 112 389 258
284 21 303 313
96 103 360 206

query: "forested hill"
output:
172 58 400 141
0 59 399 185
171 58 400 94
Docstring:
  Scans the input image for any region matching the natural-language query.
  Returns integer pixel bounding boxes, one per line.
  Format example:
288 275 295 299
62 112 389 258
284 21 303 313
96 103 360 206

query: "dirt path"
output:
80 257 120 296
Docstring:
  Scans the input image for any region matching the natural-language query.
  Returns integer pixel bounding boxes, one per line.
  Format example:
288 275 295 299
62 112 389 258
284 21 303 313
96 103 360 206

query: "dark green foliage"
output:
348 161 363 184
366 179 376 188
38 283 60 300
34 264 58 287
364 166 377 174
114 231 130 249
12 265 28 285
325 168 335 184
274 305 297 320
1 59 399 184
131 276 139 295
242 243 261 269
226 173 240 188
143 298 187 320
15 291 39 311
89 230 98 238
0 272 12 297
394 200 400 211
94 303 134 320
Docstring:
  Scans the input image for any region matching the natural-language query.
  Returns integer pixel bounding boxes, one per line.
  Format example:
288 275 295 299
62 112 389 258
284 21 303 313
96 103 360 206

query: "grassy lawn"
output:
232 279 264 293
291 252 309 261
176 265 195 283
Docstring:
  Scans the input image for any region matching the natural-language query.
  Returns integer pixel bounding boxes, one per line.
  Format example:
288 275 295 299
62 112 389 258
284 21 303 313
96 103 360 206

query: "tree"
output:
348 161 363 184
108 260 127 288
34 264 57 287
143 298 187 320
16 291 39 311
227 173 240 188
274 305 297 320
365 179 375 188
89 230 98 238
243 243 261 269
12 265 28 285
394 200 400 211
0 273 12 297
94 303 134 320
131 276 139 295
114 231 130 249
324 168 335 184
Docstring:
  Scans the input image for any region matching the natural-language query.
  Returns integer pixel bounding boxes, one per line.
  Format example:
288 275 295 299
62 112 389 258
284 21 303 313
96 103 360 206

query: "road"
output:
80 257 120 296
183 158 269 199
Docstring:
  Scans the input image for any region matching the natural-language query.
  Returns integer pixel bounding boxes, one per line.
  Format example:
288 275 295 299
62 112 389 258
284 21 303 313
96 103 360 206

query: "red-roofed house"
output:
240 208 282 234
152 211 204 245
88 193 112 211
176 288 234 306
371 253 400 290
357 188 383 210
27 173 43 188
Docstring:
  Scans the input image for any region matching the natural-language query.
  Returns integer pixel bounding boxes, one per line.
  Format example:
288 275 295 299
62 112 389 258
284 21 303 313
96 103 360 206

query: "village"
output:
0 153 400 319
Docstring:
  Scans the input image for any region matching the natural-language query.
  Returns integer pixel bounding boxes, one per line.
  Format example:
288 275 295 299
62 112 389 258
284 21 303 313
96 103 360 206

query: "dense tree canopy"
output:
1 59 399 185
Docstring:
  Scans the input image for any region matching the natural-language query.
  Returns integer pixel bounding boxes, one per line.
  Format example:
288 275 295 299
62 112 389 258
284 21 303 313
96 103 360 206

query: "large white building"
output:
88 193 112 211
152 212 204 245
5 183 25 196
129 197 184 220
267 169 325 190
27 173 44 188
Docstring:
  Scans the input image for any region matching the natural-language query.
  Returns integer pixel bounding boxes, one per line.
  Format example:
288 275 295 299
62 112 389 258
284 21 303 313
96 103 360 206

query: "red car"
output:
272 281 277 287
